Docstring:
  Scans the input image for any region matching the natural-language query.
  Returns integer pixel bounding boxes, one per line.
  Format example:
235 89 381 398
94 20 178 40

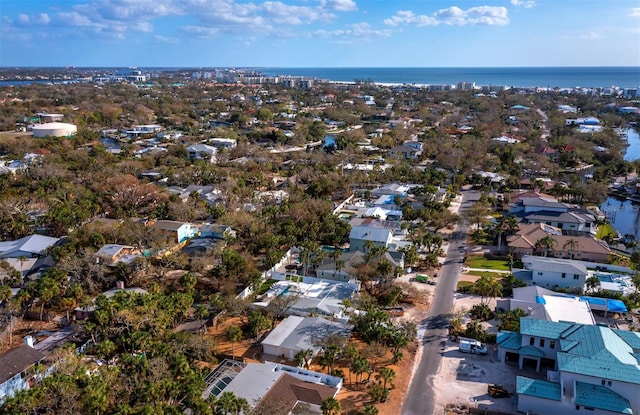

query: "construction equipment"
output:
487 384 510 398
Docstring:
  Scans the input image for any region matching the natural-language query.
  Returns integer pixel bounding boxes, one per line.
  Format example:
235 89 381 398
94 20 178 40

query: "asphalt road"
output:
401 189 480 415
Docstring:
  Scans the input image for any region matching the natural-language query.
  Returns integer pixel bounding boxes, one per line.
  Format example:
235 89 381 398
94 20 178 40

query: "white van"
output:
458 337 488 354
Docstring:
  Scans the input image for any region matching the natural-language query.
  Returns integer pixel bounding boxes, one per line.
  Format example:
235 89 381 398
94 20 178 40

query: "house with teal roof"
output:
502 318 640 415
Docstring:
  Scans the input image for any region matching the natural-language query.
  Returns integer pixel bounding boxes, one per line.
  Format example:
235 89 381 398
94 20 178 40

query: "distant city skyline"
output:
1 0 639 68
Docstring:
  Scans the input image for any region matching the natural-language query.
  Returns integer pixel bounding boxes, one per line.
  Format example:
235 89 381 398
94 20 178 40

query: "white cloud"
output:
435 6 509 26
154 35 179 43
17 14 30 25
15 13 51 25
180 25 221 38
57 11 94 27
4 0 356 41
511 0 536 9
314 22 391 39
262 1 332 25
385 6 509 27
384 11 438 27
630 8 640 17
560 31 605 41
321 0 357 12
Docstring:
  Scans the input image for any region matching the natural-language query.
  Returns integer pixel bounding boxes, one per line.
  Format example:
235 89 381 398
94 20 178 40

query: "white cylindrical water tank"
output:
32 122 77 138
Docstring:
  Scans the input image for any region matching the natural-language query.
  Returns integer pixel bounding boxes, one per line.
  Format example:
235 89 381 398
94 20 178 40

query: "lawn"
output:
467 271 506 278
596 223 617 240
465 255 511 271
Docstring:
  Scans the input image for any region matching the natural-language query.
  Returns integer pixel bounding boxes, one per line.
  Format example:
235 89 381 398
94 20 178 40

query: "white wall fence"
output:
333 193 355 214
237 247 298 299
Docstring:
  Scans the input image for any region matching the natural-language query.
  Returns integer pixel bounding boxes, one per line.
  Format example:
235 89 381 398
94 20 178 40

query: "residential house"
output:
0 345 46 403
186 144 217 162
203 360 342 414
538 147 559 162
370 183 414 197
497 319 640 415
496 286 596 325
207 138 237 150
261 315 352 360
199 224 236 240
95 244 141 266
349 225 393 253
508 195 596 234
506 223 611 262
0 235 61 259
313 250 404 282
75 282 148 320
167 185 222 206
149 220 198 244
253 278 359 322
388 141 422 160
520 255 589 290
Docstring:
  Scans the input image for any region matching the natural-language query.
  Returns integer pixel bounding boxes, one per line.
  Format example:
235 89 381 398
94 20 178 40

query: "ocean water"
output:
262 67 640 88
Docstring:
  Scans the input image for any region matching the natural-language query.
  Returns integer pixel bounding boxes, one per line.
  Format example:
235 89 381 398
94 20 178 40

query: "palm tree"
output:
320 397 340 415
352 356 370 384
471 274 502 306
294 348 314 370
376 367 396 390
534 235 557 257
0 285 12 305
226 325 242 360
503 215 520 236
248 311 271 342
563 238 580 259
319 343 340 374
585 276 601 293
217 391 249 415
363 405 379 415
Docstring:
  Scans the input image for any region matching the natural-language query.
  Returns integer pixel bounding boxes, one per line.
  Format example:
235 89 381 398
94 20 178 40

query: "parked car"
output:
414 274 429 283
458 337 488 354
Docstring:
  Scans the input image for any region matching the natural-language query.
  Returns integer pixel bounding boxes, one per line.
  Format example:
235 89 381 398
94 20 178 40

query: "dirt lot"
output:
432 292 527 415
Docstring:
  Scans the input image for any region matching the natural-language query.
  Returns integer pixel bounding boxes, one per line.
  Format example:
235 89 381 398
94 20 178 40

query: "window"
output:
574 274 579 280
530 337 535 345
561 273 566 279
540 339 545 347
607 381 612 387
550 340 556 349
538 272 543 275
601 379 606 386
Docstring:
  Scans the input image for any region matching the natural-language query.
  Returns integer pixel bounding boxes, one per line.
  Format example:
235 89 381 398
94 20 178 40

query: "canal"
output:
600 127 640 241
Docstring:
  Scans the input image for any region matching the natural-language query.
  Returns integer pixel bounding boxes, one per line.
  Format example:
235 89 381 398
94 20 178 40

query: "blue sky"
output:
1 0 639 67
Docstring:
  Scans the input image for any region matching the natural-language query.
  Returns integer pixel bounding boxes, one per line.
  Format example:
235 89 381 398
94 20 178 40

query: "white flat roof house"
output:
261 315 352 360
521 255 589 290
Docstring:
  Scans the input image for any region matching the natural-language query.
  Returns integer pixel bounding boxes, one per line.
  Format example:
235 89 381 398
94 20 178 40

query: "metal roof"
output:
553 325 640 384
520 318 573 339
522 256 588 275
575 381 632 414
349 225 392 243
0 234 60 258
516 376 561 401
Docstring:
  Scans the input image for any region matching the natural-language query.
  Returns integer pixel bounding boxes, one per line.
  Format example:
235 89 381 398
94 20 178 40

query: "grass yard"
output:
465 255 511 271
456 280 474 291
467 270 506 278
596 223 618 240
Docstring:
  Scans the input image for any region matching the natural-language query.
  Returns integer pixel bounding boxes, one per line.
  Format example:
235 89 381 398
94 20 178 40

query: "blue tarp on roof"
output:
582 297 628 313
535 296 546 304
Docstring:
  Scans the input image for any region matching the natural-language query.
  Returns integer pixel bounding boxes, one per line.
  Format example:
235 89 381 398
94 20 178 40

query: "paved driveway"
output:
401 189 481 415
